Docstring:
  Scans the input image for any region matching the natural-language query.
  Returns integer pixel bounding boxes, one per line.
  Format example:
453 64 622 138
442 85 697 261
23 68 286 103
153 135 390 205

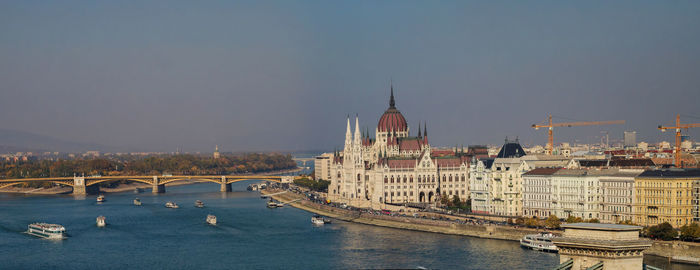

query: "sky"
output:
1 1 699 152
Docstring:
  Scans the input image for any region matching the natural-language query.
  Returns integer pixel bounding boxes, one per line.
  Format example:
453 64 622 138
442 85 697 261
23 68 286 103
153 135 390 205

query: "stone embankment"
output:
265 188 700 265
265 189 538 241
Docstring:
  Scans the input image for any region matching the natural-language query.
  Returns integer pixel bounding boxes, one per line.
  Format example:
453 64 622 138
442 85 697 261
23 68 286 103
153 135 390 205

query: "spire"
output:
345 116 352 146
423 122 428 137
418 121 422 138
389 80 396 108
354 115 361 146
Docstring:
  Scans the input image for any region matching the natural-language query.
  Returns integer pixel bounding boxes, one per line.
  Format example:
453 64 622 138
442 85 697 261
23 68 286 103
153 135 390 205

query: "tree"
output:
566 216 583 223
680 223 700 241
452 194 461 207
525 217 541 228
545 215 561 229
440 192 449 206
646 222 677 241
515 217 525 225
587 218 600 223
618 220 637 226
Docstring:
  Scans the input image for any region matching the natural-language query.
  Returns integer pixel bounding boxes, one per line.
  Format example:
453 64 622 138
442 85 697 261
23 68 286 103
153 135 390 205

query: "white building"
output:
327 87 470 210
522 168 562 218
599 169 642 223
469 158 494 214
314 153 334 180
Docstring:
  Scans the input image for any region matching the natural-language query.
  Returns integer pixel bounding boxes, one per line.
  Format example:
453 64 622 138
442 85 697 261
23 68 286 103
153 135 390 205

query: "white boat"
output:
266 201 278 208
311 215 325 225
275 202 285 207
27 223 66 239
165 201 179 208
96 195 105 203
96 216 106 227
133 198 142 206
206 214 217 225
520 232 558 252
195 200 204 208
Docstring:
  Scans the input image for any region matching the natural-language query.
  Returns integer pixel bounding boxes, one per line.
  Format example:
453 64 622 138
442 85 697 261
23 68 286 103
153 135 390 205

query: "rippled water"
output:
0 182 678 269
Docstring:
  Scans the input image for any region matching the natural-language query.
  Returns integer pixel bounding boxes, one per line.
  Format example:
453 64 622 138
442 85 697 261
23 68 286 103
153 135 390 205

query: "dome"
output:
377 85 408 132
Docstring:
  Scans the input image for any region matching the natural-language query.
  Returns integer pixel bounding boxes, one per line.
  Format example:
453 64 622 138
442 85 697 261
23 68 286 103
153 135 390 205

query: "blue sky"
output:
1 1 699 152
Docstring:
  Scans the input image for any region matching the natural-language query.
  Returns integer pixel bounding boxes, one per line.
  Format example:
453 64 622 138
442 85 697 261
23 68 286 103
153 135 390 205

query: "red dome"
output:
377 84 408 132
378 108 407 132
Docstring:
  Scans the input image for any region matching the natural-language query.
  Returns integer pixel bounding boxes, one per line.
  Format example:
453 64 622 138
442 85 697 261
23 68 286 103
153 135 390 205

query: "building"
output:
314 153 334 181
632 169 700 228
624 131 636 148
213 145 220 159
469 158 494 214
598 169 642 224
327 87 469 210
522 168 561 218
550 169 601 220
552 223 651 270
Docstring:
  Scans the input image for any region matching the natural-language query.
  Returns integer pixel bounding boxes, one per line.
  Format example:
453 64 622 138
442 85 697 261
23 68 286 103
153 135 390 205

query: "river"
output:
1 181 693 269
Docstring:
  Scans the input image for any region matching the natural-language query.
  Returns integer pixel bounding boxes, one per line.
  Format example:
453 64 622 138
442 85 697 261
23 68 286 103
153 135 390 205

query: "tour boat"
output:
206 214 217 225
520 232 558 252
27 223 66 239
133 198 142 206
275 202 285 207
195 200 205 208
96 195 105 203
311 215 325 225
165 201 179 208
96 216 106 227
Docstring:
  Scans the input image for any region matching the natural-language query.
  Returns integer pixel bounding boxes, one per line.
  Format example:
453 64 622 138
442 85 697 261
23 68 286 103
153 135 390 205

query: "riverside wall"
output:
265 189 700 264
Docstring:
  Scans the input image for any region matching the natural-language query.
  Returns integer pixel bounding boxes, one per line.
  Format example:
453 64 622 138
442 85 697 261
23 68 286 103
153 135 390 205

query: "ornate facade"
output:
327 87 469 210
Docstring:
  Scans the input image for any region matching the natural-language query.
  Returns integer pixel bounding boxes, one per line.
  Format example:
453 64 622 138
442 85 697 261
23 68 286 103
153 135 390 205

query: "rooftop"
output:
638 168 700 178
562 222 642 231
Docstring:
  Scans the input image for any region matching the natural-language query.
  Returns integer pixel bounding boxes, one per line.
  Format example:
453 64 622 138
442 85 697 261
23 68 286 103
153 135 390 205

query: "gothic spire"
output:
418 121 422 138
389 80 396 108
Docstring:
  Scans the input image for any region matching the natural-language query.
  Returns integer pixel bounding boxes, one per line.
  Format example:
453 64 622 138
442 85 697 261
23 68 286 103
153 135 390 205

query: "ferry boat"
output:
520 232 558 252
133 198 142 206
195 200 205 208
96 216 106 227
165 201 179 209
27 223 66 239
96 195 105 203
311 215 325 225
206 214 217 225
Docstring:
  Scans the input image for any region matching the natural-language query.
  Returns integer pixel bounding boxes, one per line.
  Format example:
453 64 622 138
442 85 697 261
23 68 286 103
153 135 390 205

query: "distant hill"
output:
0 128 112 153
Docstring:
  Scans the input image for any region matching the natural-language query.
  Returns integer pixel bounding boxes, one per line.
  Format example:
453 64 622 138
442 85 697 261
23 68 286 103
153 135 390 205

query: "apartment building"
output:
632 169 700 228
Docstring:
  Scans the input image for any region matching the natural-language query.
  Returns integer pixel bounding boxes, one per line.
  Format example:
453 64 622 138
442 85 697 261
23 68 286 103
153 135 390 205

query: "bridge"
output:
0 175 296 195
292 157 314 168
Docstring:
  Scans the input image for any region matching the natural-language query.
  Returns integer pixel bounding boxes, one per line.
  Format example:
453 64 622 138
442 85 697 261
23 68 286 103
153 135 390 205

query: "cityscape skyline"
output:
1 1 699 152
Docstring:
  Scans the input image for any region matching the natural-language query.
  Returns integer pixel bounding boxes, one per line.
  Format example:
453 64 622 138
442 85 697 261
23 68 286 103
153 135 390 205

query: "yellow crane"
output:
532 115 625 155
658 114 700 167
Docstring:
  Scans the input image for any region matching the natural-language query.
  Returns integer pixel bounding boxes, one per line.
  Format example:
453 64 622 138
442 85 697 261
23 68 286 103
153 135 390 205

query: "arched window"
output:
403 176 407 183
357 174 361 181
410 176 413 183
384 177 388 184
391 176 394 183
449 175 453 182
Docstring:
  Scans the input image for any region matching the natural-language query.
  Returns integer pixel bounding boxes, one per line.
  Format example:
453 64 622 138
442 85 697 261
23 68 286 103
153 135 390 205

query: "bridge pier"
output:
72 176 100 195
73 176 86 195
220 176 231 192
152 176 165 193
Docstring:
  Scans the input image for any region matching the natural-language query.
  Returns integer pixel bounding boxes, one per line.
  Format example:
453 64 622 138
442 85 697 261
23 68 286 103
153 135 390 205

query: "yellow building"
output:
633 169 700 228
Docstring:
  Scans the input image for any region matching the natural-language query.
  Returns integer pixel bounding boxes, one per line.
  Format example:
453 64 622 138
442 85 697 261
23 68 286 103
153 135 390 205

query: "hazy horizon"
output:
1 1 699 153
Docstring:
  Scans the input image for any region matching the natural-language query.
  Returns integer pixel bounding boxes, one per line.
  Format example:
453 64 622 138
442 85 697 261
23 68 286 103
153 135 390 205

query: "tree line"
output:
0 153 297 187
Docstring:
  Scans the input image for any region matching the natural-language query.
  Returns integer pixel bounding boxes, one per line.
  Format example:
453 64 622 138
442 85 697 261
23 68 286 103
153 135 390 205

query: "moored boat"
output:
206 214 217 225
96 195 105 203
96 216 106 227
195 200 205 208
133 198 142 206
266 200 277 208
311 215 325 225
520 232 558 252
165 201 179 208
27 223 66 239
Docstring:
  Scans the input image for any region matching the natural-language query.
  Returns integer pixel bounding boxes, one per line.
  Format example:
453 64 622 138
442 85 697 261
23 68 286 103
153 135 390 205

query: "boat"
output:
323 217 332 224
266 200 278 208
165 201 179 209
311 215 325 225
96 216 106 227
206 214 217 225
195 200 204 208
96 195 105 203
133 198 142 206
27 223 66 239
520 232 558 252
275 202 285 207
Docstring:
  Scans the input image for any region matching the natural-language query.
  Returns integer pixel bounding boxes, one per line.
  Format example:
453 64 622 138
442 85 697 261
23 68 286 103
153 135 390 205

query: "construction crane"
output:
658 114 700 167
532 115 625 155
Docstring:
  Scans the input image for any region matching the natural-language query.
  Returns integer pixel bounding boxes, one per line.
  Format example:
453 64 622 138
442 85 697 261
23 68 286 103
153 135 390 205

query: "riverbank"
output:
263 188 700 265
0 166 304 195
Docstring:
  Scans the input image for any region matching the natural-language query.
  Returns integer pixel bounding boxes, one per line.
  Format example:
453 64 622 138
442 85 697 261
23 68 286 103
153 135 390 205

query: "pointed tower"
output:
353 115 361 147
344 116 353 165
423 122 429 144
417 121 422 138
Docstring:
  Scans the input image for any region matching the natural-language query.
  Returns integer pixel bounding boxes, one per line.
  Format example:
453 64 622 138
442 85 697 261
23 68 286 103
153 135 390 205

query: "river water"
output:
0 182 689 269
